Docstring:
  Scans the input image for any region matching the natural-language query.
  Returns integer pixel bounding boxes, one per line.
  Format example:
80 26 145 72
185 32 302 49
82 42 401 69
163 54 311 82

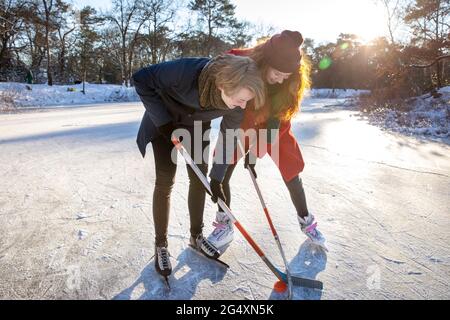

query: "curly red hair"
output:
235 40 311 121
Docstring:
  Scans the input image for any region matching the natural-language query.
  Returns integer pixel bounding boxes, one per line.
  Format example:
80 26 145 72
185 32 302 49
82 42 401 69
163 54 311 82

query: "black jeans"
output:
220 164 309 218
151 123 210 247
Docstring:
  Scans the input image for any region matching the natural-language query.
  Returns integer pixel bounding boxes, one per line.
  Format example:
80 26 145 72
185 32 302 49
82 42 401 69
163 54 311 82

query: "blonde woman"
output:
132 54 265 282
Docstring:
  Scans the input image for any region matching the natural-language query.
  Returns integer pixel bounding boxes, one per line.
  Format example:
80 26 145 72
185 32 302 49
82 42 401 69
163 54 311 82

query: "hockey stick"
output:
171 137 323 290
237 140 293 299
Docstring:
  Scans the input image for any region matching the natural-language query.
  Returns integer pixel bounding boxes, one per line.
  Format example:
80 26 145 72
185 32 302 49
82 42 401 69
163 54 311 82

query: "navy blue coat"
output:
132 58 244 181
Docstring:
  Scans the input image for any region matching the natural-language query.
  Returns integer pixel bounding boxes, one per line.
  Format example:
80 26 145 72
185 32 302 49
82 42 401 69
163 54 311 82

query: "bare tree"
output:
54 1 77 83
99 27 123 83
404 0 450 88
377 0 408 44
41 0 55 85
0 0 30 74
141 0 177 65
189 0 242 56
106 0 146 86
22 10 46 80
250 20 275 44
405 0 449 45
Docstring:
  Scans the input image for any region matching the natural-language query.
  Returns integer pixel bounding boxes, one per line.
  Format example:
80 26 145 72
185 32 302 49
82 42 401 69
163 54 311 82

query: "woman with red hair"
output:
207 30 327 251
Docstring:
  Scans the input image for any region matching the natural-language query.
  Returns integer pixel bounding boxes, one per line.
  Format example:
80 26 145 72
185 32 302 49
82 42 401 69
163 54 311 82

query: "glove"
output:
244 152 257 178
157 122 177 142
210 178 226 203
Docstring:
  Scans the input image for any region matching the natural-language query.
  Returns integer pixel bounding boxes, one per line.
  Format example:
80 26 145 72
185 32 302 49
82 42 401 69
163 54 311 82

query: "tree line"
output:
1 0 259 86
307 0 449 100
1 0 449 101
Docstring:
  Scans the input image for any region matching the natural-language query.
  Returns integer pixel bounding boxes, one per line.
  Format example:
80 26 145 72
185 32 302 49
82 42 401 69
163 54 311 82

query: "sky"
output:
72 0 391 44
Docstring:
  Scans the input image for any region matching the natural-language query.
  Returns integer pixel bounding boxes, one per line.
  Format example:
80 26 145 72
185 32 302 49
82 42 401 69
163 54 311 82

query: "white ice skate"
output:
298 213 327 251
207 211 234 248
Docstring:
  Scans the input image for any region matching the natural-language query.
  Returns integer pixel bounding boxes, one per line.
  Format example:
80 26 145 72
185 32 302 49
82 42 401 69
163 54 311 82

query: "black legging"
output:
220 164 309 218
151 123 210 247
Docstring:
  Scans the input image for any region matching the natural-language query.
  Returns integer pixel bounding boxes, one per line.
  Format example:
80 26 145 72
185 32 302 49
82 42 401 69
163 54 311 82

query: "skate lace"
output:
158 247 170 269
305 222 318 237
212 221 227 231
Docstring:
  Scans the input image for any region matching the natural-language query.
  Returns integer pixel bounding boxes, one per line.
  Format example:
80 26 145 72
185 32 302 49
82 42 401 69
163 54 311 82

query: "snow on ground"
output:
362 86 450 144
0 83 367 110
0 97 448 300
309 88 370 99
0 82 139 109
3 81 447 144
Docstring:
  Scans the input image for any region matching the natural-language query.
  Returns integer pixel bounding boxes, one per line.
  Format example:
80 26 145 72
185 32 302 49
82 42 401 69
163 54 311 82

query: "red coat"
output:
228 49 305 182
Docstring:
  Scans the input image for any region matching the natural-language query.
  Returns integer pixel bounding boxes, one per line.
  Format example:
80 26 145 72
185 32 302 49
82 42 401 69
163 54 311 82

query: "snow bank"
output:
1 81 446 143
364 86 450 142
0 82 139 109
309 88 370 99
0 82 370 110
